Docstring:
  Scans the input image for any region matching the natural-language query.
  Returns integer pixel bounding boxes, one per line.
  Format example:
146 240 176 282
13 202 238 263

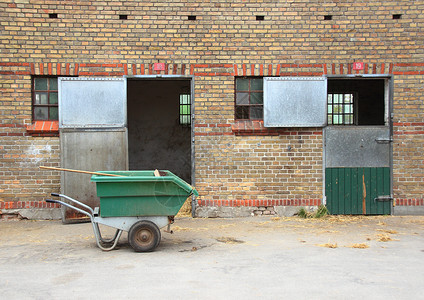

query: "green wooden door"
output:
325 167 391 215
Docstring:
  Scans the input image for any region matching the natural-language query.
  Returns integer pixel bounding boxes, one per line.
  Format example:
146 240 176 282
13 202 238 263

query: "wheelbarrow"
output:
45 170 198 252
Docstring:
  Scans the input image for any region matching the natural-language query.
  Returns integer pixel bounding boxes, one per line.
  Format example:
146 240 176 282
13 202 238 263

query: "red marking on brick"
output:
347 63 352 74
372 64 377 74
194 132 208 136
259 64 264 76
268 64 272 76
195 124 208 127
190 64 194 75
234 65 238 76
48 63 52 75
339 64 344 74
217 124 231 127
39 63 44 75
75 64 79 75
124 64 128 75
323 64 327 75
194 64 208 68
8 3 17 7
332 64 336 74
148 64 153 75
173 64 178 75
364 63 369 74
132 64 137 75
140 64 145 75
30 63 35 74
241 64 246 76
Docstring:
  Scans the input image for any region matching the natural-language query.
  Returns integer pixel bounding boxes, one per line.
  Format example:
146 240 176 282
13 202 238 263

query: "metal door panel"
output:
59 77 127 128
325 127 391 168
60 129 128 222
326 167 391 215
263 77 327 127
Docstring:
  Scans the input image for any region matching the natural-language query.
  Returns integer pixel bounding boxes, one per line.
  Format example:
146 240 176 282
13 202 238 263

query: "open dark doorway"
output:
127 78 192 183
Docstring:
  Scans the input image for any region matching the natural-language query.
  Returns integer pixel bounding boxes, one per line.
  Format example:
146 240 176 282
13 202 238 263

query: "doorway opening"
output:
325 77 393 215
327 79 386 126
127 78 192 183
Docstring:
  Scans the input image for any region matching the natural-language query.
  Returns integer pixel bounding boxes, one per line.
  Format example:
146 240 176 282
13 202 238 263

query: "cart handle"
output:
51 193 94 215
45 198 93 219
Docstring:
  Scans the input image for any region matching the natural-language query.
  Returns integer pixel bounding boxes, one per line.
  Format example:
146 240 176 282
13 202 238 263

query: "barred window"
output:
179 94 191 126
327 93 354 125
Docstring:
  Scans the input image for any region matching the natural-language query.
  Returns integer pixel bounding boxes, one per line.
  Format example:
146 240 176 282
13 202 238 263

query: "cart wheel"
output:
128 221 161 252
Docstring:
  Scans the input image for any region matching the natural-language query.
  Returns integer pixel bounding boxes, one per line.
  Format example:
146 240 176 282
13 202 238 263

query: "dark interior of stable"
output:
327 79 386 125
127 79 192 183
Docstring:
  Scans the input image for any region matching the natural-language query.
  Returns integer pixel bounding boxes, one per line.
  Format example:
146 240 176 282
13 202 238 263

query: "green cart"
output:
46 170 198 252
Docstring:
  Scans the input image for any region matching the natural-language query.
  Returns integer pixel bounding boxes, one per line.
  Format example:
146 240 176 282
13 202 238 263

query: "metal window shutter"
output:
263 77 327 127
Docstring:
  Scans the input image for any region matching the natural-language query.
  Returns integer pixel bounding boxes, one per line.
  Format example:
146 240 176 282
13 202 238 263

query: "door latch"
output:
375 138 393 144
374 195 393 202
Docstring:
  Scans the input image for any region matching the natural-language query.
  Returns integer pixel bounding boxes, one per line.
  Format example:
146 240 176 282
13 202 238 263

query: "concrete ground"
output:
0 215 423 300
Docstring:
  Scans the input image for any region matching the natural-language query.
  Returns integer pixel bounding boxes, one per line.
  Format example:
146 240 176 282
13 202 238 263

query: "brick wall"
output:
0 0 423 216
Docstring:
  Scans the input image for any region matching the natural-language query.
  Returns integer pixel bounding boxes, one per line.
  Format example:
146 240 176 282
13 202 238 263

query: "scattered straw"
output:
377 229 398 234
377 234 394 242
216 237 245 244
316 243 338 248
348 243 369 249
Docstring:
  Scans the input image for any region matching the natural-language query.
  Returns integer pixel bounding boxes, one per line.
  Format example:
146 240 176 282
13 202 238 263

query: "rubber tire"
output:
128 221 161 252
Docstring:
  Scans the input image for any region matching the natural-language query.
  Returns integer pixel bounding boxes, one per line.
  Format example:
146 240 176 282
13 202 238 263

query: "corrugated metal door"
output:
325 167 391 215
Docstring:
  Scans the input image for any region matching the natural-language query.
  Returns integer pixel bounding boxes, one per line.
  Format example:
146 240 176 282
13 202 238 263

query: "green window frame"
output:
327 93 354 125
32 76 58 121
235 77 263 120
179 94 191 126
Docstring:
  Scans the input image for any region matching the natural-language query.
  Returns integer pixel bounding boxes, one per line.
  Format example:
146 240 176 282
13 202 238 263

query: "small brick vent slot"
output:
119 15 128 20
256 15 265 21
49 13 58 19
324 15 332 20
392 14 402 19
188 15 196 20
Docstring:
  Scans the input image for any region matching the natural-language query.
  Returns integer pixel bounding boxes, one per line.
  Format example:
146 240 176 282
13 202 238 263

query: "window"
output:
235 77 263 120
179 94 191 126
327 93 354 125
32 77 58 121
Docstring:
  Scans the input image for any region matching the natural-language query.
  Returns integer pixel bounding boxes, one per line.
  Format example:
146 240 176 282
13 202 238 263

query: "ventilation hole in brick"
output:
49 13 58 19
119 15 128 20
188 15 196 20
256 15 265 21
392 14 402 19
324 15 333 20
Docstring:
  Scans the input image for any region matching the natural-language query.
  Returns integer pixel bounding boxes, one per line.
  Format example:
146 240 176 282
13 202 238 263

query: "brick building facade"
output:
1 0 423 219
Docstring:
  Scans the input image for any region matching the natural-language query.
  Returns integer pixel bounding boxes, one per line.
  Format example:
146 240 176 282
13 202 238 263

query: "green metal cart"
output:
46 170 198 252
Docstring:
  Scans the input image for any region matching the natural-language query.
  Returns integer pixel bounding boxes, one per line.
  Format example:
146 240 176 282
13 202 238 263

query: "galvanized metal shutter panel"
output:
263 77 327 127
59 77 127 128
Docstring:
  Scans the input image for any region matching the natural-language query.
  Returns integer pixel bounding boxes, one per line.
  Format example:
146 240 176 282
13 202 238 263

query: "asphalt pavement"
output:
0 215 423 299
